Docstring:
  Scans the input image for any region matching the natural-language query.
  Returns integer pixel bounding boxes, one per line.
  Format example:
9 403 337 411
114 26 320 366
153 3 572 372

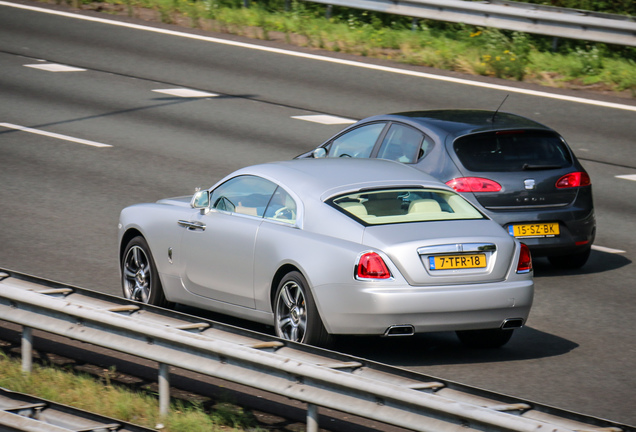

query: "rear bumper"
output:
314 280 534 336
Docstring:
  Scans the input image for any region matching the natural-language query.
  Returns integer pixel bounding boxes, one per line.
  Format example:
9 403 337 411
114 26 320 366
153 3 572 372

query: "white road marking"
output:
3 1 636 113
592 245 626 254
292 115 356 125
616 174 636 182
24 63 87 72
152 88 219 98
0 123 112 148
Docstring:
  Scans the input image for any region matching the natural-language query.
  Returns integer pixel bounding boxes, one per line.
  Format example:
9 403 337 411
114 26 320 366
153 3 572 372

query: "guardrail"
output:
301 0 636 46
0 388 155 432
0 269 634 432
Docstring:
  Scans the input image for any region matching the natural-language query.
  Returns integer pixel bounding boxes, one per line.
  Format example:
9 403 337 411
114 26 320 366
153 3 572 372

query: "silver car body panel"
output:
119 158 533 335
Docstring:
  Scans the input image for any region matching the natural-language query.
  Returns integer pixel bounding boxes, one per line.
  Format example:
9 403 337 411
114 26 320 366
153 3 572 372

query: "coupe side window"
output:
209 176 277 217
264 187 297 224
376 124 425 163
327 123 385 158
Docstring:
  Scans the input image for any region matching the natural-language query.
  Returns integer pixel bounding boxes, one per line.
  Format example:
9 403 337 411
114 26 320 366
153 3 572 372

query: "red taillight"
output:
446 177 502 193
517 243 532 273
556 172 591 188
356 252 391 279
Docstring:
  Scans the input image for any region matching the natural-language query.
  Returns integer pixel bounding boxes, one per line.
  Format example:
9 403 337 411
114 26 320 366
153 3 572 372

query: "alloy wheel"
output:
275 280 307 342
122 245 151 303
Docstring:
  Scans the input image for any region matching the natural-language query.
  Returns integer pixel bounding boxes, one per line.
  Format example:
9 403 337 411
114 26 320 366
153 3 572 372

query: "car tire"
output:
548 247 591 269
274 271 331 346
456 328 514 349
121 236 170 308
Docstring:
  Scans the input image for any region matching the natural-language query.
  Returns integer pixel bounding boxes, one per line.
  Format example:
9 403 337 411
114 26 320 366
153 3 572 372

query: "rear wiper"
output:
522 163 562 170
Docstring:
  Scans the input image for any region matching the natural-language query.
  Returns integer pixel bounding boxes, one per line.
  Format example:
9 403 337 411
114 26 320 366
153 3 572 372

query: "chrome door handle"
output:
178 220 206 231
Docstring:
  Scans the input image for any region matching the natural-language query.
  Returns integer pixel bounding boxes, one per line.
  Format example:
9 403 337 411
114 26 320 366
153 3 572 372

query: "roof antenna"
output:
491 94 509 123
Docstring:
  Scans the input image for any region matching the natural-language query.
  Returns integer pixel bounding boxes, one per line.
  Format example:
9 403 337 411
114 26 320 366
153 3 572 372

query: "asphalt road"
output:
1 0 635 426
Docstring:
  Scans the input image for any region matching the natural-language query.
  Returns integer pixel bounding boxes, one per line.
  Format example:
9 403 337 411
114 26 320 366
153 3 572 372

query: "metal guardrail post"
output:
307 403 319 432
158 363 170 418
21 326 32 374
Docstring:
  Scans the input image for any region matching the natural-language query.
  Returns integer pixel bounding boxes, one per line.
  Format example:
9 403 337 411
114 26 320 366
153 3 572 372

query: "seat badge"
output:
524 179 536 190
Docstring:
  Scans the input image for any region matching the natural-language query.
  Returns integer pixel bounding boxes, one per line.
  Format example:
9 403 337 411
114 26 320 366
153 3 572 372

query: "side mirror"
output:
312 147 327 158
191 190 210 214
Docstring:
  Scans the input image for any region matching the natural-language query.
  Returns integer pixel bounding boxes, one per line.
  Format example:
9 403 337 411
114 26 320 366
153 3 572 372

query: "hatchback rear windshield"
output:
453 130 573 172
330 188 485 225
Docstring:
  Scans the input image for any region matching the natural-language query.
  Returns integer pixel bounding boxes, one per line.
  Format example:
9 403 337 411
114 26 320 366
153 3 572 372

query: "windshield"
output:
330 188 485 225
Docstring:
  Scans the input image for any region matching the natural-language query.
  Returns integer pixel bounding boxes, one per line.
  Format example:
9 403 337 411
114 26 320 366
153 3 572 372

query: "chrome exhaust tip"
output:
383 325 415 337
501 318 524 329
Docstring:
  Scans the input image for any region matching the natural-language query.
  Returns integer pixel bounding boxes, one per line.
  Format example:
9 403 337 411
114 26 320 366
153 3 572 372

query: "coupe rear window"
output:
453 130 573 172
330 188 484 225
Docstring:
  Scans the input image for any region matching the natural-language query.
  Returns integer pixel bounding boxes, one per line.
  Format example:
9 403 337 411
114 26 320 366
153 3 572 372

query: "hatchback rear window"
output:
330 188 485 225
453 130 572 172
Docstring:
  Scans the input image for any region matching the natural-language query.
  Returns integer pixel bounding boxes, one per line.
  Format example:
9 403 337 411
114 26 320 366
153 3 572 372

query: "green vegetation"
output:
60 0 636 96
0 352 261 431
514 0 635 16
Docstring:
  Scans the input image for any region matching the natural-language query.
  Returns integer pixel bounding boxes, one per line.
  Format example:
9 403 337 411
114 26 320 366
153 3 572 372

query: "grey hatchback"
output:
300 110 595 268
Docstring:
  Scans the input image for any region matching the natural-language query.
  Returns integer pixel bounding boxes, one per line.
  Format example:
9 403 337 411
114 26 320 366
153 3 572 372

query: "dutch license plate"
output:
429 254 487 270
508 222 560 238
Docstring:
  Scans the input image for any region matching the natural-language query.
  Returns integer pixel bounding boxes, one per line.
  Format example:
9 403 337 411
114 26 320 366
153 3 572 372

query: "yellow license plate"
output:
429 254 487 270
508 223 560 237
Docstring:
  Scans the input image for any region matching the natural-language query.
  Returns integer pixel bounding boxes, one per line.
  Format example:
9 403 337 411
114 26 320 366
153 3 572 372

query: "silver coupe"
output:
118 158 534 348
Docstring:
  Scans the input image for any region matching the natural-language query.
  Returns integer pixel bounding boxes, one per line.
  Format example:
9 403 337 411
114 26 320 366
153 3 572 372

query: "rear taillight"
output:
517 243 532 273
356 252 391 279
446 177 502 193
556 172 591 188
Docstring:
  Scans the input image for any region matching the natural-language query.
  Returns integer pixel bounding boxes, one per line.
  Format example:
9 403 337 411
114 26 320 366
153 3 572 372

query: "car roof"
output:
364 110 555 141
232 158 451 200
